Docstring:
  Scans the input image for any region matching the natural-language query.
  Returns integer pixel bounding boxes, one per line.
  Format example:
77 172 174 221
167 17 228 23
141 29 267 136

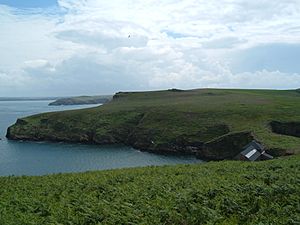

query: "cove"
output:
0 100 201 176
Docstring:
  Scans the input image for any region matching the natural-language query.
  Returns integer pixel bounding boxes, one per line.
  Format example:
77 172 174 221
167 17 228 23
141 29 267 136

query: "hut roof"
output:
242 140 264 152
241 148 261 161
239 140 265 161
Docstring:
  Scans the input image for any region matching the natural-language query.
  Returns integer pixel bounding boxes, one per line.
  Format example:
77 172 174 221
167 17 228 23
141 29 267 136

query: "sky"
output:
0 0 300 96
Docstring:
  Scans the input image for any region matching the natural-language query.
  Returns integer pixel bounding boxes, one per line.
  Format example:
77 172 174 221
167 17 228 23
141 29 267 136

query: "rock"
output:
6 127 11 139
270 121 300 138
93 134 116 144
127 128 157 151
16 119 28 126
197 131 254 160
168 88 185 92
266 148 288 157
112 92 133 100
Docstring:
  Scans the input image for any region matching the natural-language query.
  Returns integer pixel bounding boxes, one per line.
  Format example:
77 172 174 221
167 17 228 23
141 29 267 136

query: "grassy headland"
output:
0 155 299 224
49 95 112 106
6 89 300 159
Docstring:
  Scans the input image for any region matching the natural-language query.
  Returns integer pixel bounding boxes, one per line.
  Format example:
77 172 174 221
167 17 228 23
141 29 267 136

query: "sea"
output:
0 100 201 176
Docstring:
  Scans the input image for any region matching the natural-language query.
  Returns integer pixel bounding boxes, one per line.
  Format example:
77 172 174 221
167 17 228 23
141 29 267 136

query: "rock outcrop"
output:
270 121 300 138
197 131 255 160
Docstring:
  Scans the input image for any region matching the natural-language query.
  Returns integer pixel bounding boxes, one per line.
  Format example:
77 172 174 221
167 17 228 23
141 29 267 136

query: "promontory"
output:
49 95 112 106
6 88 300 160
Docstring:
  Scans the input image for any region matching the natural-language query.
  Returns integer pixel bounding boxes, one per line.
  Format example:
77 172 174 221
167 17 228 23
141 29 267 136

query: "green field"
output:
7 89 300 158
0 155 299 225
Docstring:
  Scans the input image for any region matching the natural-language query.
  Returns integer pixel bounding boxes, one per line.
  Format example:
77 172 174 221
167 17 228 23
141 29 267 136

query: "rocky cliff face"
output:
270 121 300 138
6 117 258 160
196 131 254 160
126 124 230 155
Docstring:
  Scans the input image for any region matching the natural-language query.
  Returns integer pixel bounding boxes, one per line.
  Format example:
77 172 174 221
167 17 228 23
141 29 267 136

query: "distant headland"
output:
48 95 112 106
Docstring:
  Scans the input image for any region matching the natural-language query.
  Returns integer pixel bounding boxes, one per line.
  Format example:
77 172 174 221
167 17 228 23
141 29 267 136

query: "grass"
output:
7 88 300 156
0 155 299 224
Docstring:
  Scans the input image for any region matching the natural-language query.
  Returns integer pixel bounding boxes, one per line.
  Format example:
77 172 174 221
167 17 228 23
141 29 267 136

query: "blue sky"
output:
0 0 300 96
231 43 300 74
0 0 57 8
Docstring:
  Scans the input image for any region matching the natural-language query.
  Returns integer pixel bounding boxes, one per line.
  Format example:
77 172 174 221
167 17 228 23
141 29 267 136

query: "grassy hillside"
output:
0 155 299 224
7 89 300 158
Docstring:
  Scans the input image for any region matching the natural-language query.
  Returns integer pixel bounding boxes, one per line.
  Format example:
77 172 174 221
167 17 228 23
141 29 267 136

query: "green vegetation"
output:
7 89 300 158
0 155 299 224
49 95 112 106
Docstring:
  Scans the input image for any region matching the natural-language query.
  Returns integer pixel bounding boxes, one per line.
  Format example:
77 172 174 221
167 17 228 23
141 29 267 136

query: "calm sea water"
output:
0 101 200 176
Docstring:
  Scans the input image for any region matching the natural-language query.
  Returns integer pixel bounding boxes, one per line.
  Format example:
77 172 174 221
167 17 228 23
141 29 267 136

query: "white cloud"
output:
24 60 50 68
0 0 300 96
226 70 300 89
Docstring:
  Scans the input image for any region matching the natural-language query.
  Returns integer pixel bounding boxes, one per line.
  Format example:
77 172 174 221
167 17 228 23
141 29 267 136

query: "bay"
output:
0 101 201 176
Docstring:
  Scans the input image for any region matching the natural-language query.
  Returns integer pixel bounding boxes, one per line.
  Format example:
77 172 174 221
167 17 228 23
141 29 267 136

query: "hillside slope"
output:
6 89 300 159
0 155 299 225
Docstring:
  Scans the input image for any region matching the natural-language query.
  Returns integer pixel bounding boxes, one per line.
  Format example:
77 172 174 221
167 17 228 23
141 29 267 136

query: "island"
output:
6 88 300 160
48 95 112 106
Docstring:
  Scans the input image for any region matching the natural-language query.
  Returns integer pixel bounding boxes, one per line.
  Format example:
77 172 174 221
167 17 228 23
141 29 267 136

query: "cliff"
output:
6 89 300 159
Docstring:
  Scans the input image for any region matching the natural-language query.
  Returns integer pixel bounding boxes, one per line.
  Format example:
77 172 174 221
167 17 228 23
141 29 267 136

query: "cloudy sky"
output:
0 0 300 96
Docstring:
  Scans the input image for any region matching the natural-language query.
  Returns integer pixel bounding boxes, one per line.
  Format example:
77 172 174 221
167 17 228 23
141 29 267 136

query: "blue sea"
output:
0 101 201 176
